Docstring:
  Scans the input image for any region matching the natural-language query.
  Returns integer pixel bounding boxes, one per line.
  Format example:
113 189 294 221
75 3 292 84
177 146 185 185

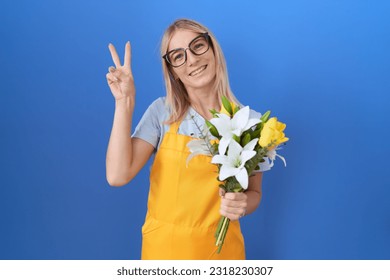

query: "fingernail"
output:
109 66 115 72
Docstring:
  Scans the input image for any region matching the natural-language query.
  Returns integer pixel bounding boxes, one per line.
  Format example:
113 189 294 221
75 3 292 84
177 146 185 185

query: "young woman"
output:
105 19 269 260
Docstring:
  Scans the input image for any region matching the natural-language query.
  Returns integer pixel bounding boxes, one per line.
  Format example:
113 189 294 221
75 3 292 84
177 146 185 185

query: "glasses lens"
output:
189 35 209 55
167 49 186 67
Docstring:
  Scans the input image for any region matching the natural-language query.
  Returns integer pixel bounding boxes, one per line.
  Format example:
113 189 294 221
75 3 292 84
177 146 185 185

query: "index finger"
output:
108 43 121 68
124 41 132 69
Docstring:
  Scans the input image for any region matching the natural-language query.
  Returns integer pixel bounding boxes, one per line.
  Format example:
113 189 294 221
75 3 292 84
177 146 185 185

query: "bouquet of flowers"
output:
187 96 289 253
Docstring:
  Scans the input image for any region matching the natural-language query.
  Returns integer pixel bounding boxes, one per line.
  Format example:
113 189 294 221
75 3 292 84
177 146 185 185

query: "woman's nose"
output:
186 50 199 66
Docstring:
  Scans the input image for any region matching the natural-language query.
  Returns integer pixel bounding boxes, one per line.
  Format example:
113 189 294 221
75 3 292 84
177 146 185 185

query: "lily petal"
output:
231 128 242 136
231 106 250 130
211 154 230 165
235 168 249 189
215 113 231 121
240 150 256 167
243 138 259 151
218 137 231 155
210 115 232 137
244 118 261 130
227 140 243 160
219 165 240 181
267 149 276 161
276 153 287 167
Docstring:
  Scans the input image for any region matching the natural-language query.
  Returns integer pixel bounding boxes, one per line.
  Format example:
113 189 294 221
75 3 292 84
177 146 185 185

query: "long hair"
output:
160 18 238 124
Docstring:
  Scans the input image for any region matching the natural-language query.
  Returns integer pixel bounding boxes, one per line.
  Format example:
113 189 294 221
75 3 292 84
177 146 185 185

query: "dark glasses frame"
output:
162 32 210 67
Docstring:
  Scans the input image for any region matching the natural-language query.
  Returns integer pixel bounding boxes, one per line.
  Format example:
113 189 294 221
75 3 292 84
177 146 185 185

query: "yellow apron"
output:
141 121 245 260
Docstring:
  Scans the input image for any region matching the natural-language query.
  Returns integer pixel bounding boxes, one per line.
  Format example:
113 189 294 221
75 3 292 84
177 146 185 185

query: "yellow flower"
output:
259 117 289 150
220 97 238 117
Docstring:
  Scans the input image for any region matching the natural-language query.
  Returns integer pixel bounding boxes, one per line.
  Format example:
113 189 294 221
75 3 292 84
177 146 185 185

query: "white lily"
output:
266 147 287 168
210 106 261 155
211 138 258 189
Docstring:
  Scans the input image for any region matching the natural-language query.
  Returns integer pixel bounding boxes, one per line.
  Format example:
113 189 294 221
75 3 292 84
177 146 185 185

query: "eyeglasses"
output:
163 33 210 67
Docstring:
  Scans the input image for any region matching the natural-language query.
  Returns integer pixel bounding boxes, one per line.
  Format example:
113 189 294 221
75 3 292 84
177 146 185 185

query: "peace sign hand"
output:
106 42 135 101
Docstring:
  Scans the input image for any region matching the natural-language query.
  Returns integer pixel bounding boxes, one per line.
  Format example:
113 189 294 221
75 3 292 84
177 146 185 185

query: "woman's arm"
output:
105 42 154 187
106 98 154 186
219 172 263 221
244 172 263 215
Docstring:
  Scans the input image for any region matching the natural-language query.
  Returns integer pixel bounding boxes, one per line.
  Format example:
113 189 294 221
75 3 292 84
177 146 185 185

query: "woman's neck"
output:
187 88 220 120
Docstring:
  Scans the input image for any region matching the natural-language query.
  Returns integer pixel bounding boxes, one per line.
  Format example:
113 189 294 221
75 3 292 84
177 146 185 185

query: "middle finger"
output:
124 41 132 71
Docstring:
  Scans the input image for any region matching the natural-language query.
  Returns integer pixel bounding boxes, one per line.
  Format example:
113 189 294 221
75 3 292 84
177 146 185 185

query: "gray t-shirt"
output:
132 97 271 172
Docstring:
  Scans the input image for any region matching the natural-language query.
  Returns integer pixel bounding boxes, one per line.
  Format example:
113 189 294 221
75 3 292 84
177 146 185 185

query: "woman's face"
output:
168 29 216 93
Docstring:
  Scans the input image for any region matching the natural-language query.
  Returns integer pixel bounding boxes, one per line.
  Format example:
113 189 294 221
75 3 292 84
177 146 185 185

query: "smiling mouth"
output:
189 65 207 76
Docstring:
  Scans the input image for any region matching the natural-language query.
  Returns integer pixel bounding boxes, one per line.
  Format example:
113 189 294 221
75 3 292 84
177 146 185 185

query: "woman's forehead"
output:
168 30 200 50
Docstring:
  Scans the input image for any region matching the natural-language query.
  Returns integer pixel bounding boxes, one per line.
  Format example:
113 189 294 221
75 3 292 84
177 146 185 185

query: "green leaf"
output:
209 108 218 117
232 134 240 144
221 96 233 116
260 110 271 123
244 147 268 175
219 184 227 191
232 184 243 192
251 128 261 138
241 132 251 147
255 119 264 131
233 104 240 114
222 177 245 193
205 120 220 138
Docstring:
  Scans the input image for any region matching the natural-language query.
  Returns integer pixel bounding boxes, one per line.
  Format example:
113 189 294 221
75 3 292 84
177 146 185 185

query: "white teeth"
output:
189 65 207 76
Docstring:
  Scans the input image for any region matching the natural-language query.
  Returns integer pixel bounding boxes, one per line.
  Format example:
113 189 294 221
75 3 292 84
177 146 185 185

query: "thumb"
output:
219 188 226 197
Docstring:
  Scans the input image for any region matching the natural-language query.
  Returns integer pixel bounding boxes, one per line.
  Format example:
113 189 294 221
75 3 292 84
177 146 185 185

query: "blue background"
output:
1 0 389 259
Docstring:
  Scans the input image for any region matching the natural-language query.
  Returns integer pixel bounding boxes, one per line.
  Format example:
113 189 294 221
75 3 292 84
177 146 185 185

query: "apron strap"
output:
168 122 180 134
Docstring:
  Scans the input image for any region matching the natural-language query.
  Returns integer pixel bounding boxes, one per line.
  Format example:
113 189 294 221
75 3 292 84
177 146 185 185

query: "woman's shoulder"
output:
149 96 167 109
146 96 170 117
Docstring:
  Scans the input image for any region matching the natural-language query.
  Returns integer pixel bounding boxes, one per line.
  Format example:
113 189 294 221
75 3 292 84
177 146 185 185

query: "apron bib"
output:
141 122 245 260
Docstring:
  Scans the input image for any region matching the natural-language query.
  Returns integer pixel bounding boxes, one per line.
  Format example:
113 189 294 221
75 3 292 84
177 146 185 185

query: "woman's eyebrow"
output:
167 47 183 54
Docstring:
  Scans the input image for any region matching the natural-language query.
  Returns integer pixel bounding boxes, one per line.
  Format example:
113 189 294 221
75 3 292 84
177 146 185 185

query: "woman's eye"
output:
173 53 184 61
169 51 184 63
194 43 205 50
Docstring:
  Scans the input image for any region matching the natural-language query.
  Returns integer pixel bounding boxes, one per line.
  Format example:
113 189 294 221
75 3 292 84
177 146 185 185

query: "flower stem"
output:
215 215 225 238
215 216 230 253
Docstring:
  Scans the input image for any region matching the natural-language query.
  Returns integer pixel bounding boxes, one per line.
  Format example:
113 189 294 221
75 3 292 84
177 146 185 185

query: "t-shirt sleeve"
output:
132 97 167 149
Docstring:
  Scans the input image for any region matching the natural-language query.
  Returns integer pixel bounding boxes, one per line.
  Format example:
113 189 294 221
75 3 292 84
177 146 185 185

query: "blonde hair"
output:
161 18 239 124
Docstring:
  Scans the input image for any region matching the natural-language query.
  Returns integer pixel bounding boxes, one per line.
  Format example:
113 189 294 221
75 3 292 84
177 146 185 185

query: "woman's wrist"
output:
115 96 135 112
243 189 261 216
